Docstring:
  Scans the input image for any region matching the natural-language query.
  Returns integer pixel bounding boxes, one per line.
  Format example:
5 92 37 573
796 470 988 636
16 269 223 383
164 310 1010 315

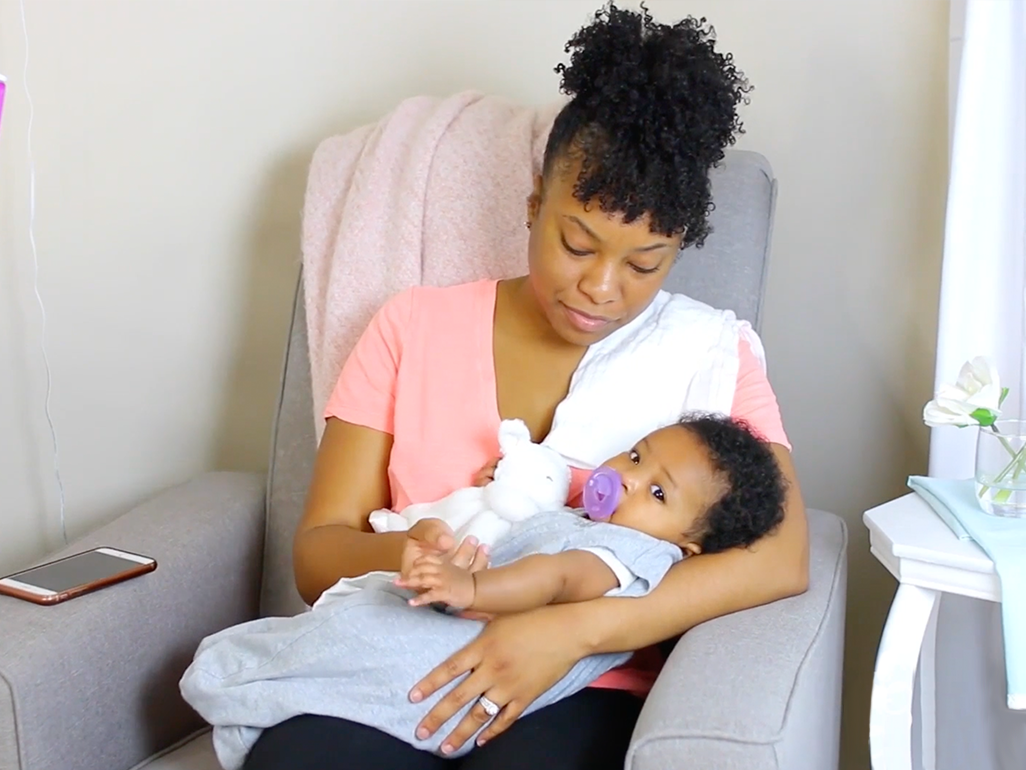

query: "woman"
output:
246 5 809 770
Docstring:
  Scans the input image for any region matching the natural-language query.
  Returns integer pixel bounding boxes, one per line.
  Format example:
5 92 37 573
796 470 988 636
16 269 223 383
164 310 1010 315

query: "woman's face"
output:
525 164 683 347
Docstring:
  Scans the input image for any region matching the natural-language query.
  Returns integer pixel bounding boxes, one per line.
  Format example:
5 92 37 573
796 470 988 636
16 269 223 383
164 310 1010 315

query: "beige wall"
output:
0 1 948 767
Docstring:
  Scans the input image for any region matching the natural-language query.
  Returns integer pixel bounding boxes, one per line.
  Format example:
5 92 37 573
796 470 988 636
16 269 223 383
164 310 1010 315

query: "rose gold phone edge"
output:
0 547 157 606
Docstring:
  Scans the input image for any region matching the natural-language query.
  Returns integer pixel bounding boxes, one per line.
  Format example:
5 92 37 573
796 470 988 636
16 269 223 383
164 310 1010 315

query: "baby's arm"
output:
400 551 619 613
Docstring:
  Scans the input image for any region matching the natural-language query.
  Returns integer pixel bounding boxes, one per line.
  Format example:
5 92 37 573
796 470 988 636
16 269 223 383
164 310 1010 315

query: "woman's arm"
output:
294 418 489 606
292 418 406 604
403 551 619 613
295 418 490 607
407 444 808 752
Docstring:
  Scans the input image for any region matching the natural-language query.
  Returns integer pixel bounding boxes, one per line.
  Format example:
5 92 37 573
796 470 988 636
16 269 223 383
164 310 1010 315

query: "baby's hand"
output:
398 518 455 583
398 519 490 588
402 555 477 610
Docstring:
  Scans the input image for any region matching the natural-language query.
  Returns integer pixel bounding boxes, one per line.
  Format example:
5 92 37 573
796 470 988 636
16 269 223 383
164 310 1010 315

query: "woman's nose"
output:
577 258 619 305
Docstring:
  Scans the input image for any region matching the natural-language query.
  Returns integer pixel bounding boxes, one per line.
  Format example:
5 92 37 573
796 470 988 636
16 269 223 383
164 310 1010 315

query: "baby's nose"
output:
621 470 640 494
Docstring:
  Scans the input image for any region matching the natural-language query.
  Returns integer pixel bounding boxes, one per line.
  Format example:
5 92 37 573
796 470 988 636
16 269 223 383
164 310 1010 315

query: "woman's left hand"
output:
408 603 588 754
471 456 500 487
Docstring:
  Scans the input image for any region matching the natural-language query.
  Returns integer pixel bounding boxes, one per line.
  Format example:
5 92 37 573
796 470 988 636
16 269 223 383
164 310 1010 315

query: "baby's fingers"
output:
408 589 449 607
413 554 445 569
399 575 430 591
404 569 446 591
409 563 443 581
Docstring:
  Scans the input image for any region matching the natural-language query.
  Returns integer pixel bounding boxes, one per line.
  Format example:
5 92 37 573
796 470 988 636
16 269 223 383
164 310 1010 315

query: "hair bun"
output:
557 4 748 155
557 4 652 110
544 3 752 244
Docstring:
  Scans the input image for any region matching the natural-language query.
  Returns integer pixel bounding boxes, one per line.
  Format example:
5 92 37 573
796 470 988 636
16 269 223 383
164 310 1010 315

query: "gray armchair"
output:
0 149 848 770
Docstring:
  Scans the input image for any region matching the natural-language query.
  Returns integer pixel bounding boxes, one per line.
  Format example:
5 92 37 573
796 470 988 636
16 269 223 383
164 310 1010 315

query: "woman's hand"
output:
471 457 500 487
397 518 490 581
398 518 454 580
408 603 589 754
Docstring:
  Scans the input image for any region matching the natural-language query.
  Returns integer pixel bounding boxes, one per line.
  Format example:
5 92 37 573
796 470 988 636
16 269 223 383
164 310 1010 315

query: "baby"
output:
180 414 786 769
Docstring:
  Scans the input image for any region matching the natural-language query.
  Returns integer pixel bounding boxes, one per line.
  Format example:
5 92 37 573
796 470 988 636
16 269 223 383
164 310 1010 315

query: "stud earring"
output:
525 220 532 230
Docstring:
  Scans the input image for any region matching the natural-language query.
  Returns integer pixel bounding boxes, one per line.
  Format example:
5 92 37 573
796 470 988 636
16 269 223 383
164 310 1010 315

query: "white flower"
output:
923 356 1005 428
924 396 984 427
954 356 1002 407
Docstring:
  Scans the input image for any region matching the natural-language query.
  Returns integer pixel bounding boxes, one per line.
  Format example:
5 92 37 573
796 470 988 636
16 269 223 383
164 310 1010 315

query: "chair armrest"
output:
627 509 848 770
0 471 266 770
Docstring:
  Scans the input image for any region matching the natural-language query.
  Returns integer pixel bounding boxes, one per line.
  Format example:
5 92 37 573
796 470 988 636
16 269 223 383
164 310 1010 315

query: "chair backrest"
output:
260 148 778 617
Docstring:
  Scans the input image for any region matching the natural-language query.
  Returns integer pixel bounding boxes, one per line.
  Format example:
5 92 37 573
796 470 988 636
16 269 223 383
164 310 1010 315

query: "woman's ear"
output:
526 175 543 225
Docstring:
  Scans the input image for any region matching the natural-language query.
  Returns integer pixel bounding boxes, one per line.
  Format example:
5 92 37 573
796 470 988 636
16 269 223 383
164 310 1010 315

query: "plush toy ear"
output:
497 418 532 456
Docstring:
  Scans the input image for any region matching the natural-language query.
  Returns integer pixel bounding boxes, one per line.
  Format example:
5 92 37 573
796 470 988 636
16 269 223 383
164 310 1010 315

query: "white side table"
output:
864 493 1000 770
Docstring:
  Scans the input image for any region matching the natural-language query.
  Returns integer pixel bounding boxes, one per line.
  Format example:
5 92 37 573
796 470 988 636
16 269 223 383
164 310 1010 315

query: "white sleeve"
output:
578 547 638 596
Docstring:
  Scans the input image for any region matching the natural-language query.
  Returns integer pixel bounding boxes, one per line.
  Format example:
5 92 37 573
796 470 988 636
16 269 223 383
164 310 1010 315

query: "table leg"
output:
919 597 938 770
869 584 940 770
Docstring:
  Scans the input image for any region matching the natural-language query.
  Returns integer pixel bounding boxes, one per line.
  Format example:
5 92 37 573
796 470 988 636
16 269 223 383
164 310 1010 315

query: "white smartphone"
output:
0 547 157 605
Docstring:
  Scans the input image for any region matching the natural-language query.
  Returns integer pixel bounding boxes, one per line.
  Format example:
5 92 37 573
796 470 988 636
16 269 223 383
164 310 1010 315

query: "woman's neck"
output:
498 277 586 351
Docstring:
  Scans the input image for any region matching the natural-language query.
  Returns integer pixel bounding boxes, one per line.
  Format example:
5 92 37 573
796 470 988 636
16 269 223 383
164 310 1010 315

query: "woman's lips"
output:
561 303 614 333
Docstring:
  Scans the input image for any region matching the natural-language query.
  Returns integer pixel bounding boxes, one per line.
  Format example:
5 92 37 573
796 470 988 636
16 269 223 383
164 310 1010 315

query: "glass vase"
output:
975 419 1026 517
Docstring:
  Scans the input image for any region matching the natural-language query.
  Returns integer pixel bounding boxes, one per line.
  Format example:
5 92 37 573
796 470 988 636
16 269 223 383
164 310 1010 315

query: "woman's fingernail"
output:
410 689 423 703
416 727 429 740
476 737 487 747
466 537 478 547
441 743 453 755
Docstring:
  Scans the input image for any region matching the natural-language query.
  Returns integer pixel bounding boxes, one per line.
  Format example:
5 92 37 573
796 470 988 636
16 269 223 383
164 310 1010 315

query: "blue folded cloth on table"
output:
908 475 1026 709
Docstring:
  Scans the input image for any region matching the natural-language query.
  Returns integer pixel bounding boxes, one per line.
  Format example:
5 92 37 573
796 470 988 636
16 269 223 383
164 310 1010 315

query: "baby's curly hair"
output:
542 2 752 246
678 413 786 553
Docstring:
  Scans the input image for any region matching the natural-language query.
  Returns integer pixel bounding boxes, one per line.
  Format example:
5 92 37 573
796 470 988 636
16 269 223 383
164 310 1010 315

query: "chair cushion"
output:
132 731 220 770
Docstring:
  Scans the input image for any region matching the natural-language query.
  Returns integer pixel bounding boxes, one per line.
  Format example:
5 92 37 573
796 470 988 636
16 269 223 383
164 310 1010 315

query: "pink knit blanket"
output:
301 91 559 433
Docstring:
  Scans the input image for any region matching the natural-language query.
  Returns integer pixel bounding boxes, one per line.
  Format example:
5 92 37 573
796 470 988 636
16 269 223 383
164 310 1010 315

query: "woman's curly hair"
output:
542 2 752 246
678 413 786 553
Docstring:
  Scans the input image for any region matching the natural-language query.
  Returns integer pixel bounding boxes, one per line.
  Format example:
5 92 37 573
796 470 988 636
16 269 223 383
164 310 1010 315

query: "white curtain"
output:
932 1 1026 768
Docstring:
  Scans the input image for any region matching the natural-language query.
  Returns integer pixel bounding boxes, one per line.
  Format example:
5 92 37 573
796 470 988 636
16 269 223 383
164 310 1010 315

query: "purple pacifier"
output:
583 466 622 521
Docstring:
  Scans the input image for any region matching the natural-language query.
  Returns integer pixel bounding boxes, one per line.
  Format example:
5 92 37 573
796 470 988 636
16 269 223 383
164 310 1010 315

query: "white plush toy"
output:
368 418 571 549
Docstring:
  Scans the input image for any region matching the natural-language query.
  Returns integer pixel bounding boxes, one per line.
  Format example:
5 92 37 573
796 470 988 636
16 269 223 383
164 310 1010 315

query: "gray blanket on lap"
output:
179 511 682 769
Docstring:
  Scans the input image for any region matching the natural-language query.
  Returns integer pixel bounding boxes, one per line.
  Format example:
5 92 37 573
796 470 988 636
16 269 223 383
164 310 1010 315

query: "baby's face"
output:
602 425 722 554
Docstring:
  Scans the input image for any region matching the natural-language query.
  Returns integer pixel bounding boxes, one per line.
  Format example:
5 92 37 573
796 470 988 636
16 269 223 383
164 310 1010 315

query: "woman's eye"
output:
561 235 591 257
650 485 665 503
629 262 660 275
629 449 640 464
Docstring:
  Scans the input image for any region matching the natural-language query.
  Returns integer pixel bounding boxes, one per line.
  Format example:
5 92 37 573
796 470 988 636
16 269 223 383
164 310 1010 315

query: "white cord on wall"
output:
18 0 68 545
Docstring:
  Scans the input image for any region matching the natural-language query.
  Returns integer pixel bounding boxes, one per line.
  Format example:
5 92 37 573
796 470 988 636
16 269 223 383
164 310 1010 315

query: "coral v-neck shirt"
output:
326 279 789 511
324 279 790 696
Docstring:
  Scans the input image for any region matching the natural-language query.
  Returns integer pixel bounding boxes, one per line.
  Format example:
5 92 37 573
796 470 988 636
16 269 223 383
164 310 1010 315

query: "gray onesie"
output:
179 511 682 769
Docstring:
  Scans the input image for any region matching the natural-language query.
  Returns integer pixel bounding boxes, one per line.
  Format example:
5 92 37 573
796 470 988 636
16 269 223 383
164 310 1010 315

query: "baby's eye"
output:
650 485 665 503
629 449 640 464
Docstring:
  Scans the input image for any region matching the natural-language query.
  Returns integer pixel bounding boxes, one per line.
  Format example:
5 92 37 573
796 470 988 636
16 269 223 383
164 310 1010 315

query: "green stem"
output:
995 433 1018 456
977 426 1026 502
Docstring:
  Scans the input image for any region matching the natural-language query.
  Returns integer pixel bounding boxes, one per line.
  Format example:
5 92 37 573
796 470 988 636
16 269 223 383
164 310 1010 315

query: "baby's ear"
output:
682 542 702 557
497 418 532 456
